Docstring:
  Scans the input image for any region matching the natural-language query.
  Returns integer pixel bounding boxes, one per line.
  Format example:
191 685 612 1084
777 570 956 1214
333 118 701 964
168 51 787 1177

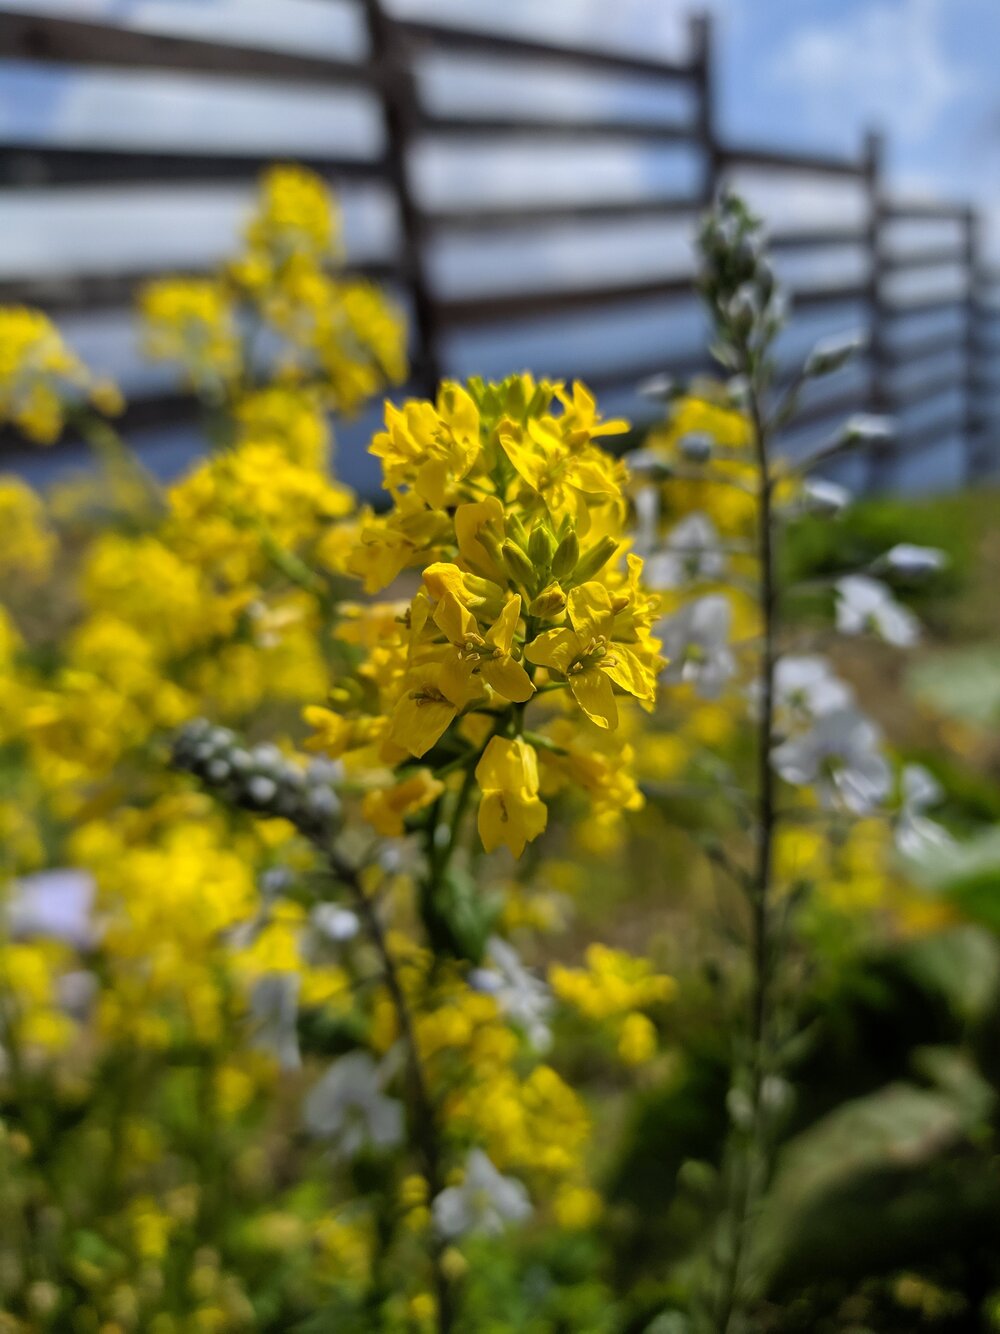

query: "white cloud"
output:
772 0 965 143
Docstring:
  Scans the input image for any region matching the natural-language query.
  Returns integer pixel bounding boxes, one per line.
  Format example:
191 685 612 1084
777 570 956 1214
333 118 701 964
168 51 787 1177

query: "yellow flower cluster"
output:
306 375 664 857
140 278 242 391
0 477 56 579
141 165 406 412
372 945 598 1219
550 943 676 1066
0 306 120 444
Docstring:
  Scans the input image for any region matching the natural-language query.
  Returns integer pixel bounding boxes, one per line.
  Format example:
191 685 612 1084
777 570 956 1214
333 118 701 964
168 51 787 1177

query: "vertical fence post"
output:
362 0 442 394
961 204 983 481
863 129 890 491
689 14 718 208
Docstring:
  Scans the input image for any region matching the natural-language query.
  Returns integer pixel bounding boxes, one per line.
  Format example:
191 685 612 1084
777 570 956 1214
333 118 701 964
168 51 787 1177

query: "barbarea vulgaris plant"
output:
0 167 675 1331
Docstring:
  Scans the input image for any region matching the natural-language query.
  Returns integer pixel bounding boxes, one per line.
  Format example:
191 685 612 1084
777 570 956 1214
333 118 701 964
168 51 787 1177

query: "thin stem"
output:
712 358 779 1334
324 843 456 1334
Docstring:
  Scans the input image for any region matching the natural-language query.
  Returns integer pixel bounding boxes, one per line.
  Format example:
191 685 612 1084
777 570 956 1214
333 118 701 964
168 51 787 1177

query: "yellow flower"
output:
617 1011 658 1065
526 581 658 729
361 769 444 837
0 306 94 443
0 477 56 578
389 661 479 759
140 278 241 386
433 592 534 704
475 736 547 857
371 382 480 506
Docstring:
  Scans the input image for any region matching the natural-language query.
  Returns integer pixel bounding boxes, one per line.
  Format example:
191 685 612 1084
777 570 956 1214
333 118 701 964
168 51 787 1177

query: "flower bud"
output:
500 540 536 590
571 535 618 584
505 513 529 551
550 530 580 581
841 414 894 447
805 329 868 378
528 583 567 619
527 524 556 568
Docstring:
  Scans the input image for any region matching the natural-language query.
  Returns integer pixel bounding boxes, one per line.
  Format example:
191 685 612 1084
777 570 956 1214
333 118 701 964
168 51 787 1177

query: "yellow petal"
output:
567 582 614 642
602 643 655 702
570 668 617 730
434 591 478 647
477 790 548 857
486 596 521 655
475 735 540 795
389 693 457 758
481 655 534 704
524 627 581 675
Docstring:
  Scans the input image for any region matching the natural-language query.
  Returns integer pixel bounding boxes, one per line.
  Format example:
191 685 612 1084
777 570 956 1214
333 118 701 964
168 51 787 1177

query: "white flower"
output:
841 414 893 446
469 937 552 1051
658 595 735 698
772 655 854 722
5 869 97 949
432 1149 532 1240
249 971 301 1071
303 1051 404 1156
646 513 727 590
805 329 868 376
835 575 920 647
310 903 361 943
895 764 954 859
877 543 947 578
800 478 851 517
771 706 891 814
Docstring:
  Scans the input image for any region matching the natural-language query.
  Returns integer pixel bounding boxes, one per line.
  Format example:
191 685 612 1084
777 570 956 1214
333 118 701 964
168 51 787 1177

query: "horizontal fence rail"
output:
0 0 996 489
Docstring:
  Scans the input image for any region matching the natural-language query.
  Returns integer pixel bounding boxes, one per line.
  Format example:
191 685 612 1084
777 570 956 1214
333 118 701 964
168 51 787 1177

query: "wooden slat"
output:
881 247 965 272
0 259 405 316
425 197 703 233
0 390 196 464
417 112 696 146
888 370 965 411
784 385 871 433
882 200 966 221
395 17 696 82
0 146 386 189
900 412 966 449
720 143 863 179
884 331 963 369
790 281 869 311
576 348 713 393
768 226 867 251
436 276 869 330
435 274 697 327
0 11 373 88
883 294 967 321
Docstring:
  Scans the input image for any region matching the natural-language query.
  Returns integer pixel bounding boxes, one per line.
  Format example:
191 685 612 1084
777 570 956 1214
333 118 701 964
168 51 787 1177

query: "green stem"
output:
712 357 780 1334
323 843 456 1334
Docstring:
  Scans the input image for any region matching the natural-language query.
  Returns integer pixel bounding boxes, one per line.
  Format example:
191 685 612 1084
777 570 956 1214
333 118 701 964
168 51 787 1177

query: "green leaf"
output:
899 927 1000 1023
753 1081 982 1284
907 645 1000 728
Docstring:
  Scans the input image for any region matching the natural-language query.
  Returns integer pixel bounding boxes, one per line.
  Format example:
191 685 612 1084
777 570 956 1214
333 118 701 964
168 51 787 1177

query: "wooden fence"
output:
1 1 998 489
